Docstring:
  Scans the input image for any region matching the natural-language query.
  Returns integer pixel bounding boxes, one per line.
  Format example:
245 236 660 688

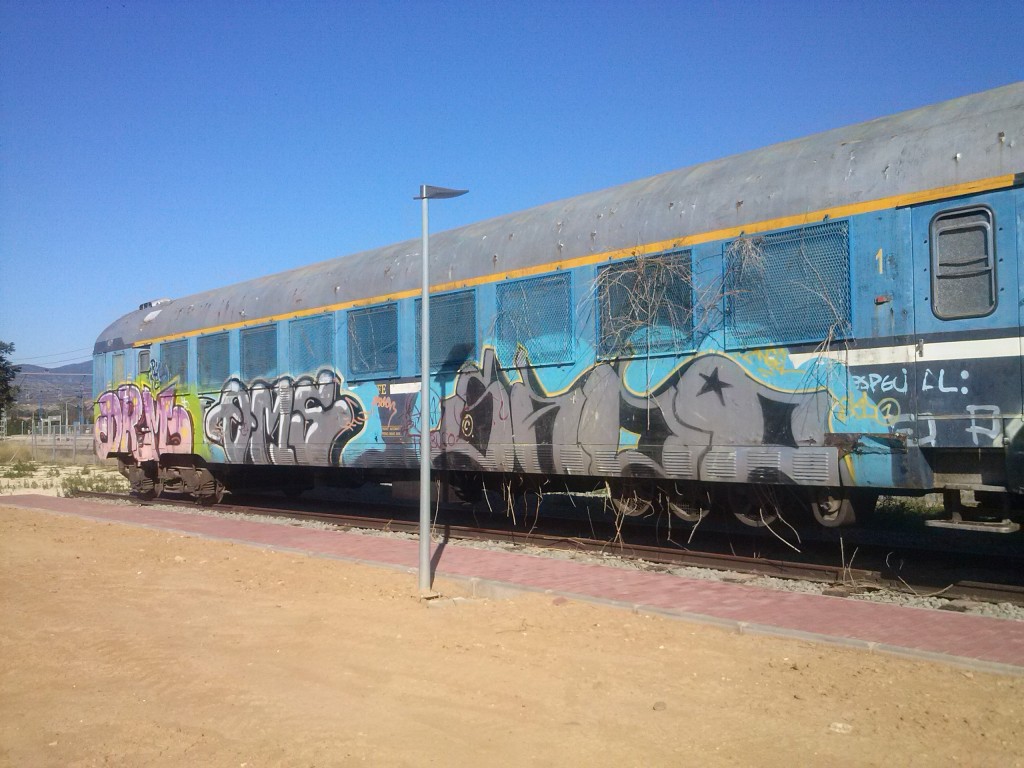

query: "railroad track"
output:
73 490 1024 609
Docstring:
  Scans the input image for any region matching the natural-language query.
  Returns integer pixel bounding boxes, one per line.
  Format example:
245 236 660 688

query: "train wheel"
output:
138 478 164 501
197 479 225 507
809 492 856 527
727 486 779 528
609 483 655 518
451 471 484 504
662 485 709 523
130 463 163 500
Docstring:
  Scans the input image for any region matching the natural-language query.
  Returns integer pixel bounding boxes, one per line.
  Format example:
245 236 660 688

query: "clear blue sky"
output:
1 0 1021 366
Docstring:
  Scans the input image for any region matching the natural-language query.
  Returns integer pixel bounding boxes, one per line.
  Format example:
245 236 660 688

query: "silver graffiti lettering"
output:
204 371 364 466
203 379 254 463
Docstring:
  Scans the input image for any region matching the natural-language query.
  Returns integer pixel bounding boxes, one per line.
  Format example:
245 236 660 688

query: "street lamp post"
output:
414 184 468 593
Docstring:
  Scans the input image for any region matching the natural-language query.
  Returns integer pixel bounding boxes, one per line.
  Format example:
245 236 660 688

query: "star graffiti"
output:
697 366 732 406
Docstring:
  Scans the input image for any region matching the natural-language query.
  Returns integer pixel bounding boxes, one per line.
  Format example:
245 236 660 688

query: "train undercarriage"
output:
115 453 1024 534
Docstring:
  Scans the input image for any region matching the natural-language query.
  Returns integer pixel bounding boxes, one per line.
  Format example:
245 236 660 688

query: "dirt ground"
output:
1 504 1022 768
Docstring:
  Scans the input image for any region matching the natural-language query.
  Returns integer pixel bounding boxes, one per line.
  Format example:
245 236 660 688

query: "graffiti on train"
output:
852 367 972 397
433 348 837 480
95 383 194 461
203 370 366 466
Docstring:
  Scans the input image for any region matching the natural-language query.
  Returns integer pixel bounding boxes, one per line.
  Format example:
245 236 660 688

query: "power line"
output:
16 356 92 367
17 372 91 377
14 354 93 368
11 347 93 364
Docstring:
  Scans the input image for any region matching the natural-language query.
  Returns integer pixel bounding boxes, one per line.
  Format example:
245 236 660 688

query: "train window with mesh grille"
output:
111 352 125 384
597 250 693 357
725 221 851 347
496 273 572 366
160 340 188 387
241 324 278 381
347 303 398 377
197 332 230 391
930 207 996 319
415 290 476 370
289 314 334 375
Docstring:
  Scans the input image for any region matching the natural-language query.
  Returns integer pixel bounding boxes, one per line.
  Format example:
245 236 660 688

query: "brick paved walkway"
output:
5 494 1023 674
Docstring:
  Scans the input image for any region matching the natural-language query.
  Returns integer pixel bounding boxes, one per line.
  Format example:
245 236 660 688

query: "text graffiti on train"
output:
95 383 194 461
202 370 365 466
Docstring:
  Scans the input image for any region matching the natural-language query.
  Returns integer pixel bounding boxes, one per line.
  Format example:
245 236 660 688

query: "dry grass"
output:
0 441 125 496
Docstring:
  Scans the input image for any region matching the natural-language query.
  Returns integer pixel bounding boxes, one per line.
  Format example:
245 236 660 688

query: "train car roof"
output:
96 81 1024 353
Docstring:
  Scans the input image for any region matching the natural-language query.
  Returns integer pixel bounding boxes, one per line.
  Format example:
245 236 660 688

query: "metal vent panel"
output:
496 273 572 366
594 448 619 474
347 304 398 377
503 446 518 471
361 451 388 468
598 250 693 357
748 450 781 470
160 340 188 388
703 450 737 480
197 332 229 391
415 289 477 370
661 445 695 478
241 324 278 381
289 314 334 375
792 450 835 485
726 220 850 347
557 446 586 475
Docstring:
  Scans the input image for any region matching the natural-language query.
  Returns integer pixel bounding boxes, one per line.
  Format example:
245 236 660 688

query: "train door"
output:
1014 190 1024 493
1018 189 1024 411
910 189 1022 460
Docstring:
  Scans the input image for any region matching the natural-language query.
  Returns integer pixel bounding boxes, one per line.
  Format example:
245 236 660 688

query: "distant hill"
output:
13 361 93 410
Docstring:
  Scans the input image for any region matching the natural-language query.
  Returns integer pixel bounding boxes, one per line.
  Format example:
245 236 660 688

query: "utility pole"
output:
414 184 468 594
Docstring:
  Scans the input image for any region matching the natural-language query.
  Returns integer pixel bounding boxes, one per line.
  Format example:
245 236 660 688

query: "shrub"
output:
60 468 128 497
2 459 37 479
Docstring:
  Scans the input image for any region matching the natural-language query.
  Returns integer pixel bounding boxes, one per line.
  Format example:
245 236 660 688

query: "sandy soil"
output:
1 504 1022 768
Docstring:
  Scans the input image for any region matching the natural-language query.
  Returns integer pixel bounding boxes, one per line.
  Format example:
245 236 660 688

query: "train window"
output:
725 220 851 347
347 303 398 377
138 349 150 378
597 250 692 357
496 273 572 366
197 332 230 391
111 352 125 384
161 340 188 387
929 207 996 319
92 354 106 397
289 314 334 375
415 289 477 370
241 324 278 381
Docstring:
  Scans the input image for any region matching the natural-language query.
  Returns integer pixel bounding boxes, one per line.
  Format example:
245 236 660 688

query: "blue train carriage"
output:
92 82 1024 530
